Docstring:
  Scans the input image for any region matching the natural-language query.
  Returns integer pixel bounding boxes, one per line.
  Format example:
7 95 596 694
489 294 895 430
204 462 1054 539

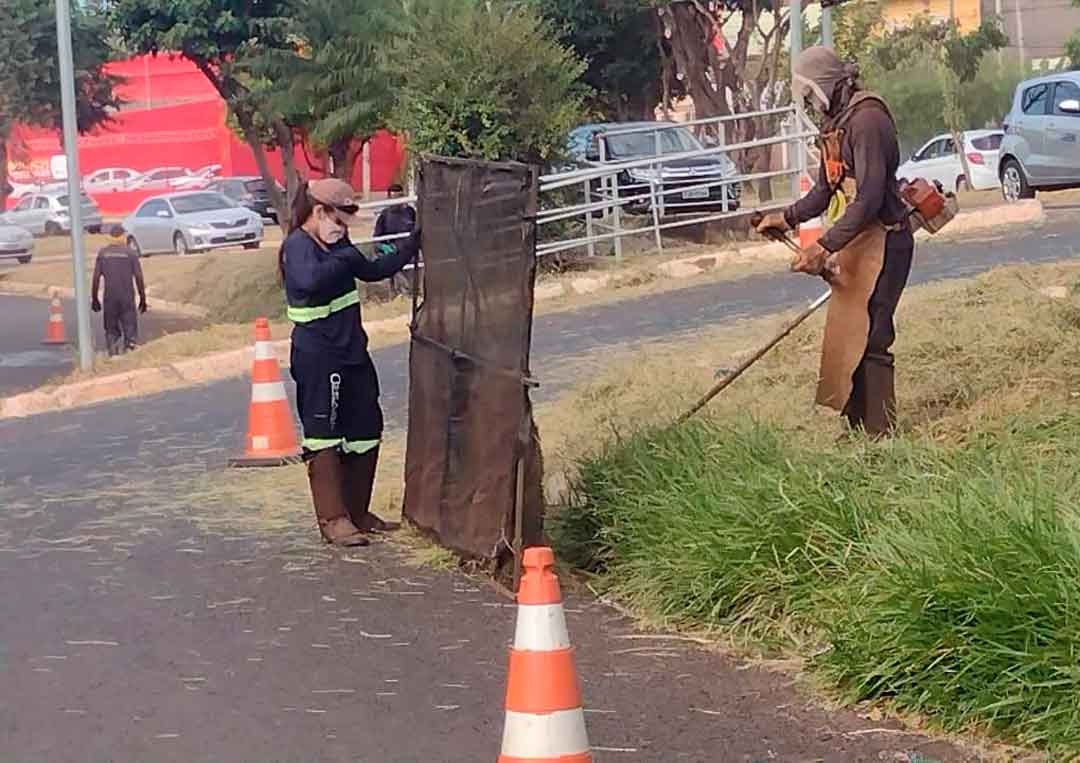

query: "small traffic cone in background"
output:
797 173 825 249
498 547 591 763
228 317 302 468
41 290 67 345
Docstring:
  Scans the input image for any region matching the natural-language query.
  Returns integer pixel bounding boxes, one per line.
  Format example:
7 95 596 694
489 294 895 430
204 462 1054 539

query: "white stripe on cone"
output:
254 341 276 360
250 381 287 403
49 315 63 323
513 604 571 651
500 709 590 758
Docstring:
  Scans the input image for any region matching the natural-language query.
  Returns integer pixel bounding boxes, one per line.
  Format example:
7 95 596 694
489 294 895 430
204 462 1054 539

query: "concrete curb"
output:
0 279 211 318
0 315 410 420
0 200 1045 420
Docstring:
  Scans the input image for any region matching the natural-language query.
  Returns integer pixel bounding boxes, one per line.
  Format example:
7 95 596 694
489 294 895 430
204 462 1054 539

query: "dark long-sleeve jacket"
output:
784 99 908 253
92 244 146 306
281 229 416 364
373 204 416 238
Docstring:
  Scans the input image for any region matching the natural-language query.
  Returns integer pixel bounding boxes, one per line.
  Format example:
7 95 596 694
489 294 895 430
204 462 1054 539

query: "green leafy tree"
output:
1066 0 1080 70
866 16 1007 187
386 0 588 164
532 0 675 121
0 0 120 209
109 0 297 226
249 0 401 180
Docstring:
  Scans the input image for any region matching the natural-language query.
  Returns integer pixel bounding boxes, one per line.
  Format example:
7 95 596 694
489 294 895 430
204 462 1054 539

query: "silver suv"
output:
998 72 1080 202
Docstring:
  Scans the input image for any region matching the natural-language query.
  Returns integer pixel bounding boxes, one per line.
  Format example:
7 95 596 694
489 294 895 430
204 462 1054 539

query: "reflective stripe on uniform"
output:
342 438 380 454
302 437 342 452
287 290 360 323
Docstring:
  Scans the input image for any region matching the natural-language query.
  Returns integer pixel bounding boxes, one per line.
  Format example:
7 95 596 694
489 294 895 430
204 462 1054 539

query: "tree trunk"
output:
272 119 301 230
238 116 290 232
0 133 9 213
659 3 731 120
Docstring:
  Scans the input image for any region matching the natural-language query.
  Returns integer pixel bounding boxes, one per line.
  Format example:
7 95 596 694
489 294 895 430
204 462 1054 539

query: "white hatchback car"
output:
897 130 1004 192
123 191 264 256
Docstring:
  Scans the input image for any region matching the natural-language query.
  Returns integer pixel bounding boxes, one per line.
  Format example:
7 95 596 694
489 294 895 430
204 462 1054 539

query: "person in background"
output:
373 183 417 298
91 224 147 356
281 179 419 547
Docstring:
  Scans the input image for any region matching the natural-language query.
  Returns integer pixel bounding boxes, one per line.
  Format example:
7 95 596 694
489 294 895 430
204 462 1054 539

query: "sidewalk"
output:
0 475 981 762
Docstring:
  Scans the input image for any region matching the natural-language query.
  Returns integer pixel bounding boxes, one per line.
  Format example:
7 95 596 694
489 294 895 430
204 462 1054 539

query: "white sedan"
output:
123 191 264 256
0 221 34 264
897 130 1004 192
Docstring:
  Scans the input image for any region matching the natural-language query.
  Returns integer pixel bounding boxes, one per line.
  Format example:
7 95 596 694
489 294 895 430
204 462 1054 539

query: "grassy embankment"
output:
546 260 1080 753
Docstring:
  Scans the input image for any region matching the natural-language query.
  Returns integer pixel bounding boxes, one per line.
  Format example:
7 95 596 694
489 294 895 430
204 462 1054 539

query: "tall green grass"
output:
553 413 1080 751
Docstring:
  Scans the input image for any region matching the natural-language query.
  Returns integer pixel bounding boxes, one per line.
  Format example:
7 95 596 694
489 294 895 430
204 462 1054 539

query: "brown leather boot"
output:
342 447 400 533
862 353 897 438
307 449 369 547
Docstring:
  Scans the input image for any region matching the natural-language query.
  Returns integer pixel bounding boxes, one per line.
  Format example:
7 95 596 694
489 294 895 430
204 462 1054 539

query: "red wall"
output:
6 55 404 212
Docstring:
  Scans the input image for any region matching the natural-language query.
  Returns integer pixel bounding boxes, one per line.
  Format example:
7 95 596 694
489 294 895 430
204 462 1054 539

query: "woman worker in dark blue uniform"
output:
281 179 419 547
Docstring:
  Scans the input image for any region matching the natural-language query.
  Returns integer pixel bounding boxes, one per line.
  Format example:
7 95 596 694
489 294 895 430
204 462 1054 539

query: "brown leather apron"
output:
815 181 885 410
815 145 888 411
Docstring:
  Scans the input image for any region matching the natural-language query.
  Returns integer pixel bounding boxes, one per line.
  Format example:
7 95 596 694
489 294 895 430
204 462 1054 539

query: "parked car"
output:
122 191 264 256
172 164 221 191
897 130 1003 192
133 167 193 192
84 167 143 193
998 71 1080 202
7 179 67 202
0 221 34 264
206 176 280 222
566 121 741 215
2 190 104 236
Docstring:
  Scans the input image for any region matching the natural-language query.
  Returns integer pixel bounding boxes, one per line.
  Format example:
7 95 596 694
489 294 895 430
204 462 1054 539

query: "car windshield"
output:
171 193 234 214
244 180 267 193
57 194 92 207
605 127 701 158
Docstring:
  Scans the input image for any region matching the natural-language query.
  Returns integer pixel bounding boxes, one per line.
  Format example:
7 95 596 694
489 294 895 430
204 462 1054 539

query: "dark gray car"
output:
206 176 280 222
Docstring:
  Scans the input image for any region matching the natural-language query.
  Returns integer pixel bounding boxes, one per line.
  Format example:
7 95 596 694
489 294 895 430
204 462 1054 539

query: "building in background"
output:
881 0 1080 67
6 55 403 213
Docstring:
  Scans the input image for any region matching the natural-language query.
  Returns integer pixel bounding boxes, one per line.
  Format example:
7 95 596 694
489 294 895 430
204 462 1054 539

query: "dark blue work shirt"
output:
281 228 415 364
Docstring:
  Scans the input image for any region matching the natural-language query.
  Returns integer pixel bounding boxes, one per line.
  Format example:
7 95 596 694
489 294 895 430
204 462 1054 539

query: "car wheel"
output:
44 221 61 237
1001 160 1035 202
127 236 144 258
17 255 31 265
243 242 259 250
173 232 190 255
88 225 102 235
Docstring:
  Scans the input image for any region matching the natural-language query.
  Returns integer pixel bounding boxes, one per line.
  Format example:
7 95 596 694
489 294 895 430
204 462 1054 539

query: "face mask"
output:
317 208 346 245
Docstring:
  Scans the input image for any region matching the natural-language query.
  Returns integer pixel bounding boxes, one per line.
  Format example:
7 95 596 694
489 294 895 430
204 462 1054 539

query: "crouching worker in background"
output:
280 179 420 547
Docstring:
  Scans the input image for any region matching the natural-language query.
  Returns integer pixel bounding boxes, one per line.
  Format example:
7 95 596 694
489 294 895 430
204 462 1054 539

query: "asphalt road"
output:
1 212 1077 761
0 292 201 396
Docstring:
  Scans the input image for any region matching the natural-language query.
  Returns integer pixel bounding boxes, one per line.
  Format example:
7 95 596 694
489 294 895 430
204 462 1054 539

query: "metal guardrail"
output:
355 104 817 266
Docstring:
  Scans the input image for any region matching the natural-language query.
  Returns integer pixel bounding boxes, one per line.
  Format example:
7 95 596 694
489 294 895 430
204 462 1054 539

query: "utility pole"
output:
821 6 833 47
996 0 1004 65
55 0 93 371
1013 0 1026 67
791 0 804 199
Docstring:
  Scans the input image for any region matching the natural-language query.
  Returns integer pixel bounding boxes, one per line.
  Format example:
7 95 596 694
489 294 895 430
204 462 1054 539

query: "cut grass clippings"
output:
545 259 1080 754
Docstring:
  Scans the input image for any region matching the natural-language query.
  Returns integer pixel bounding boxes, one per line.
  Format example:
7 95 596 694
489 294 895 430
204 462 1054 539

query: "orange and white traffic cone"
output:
41 290 67 345
797 173 825 248
498 547 591 763
228 317 302 468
